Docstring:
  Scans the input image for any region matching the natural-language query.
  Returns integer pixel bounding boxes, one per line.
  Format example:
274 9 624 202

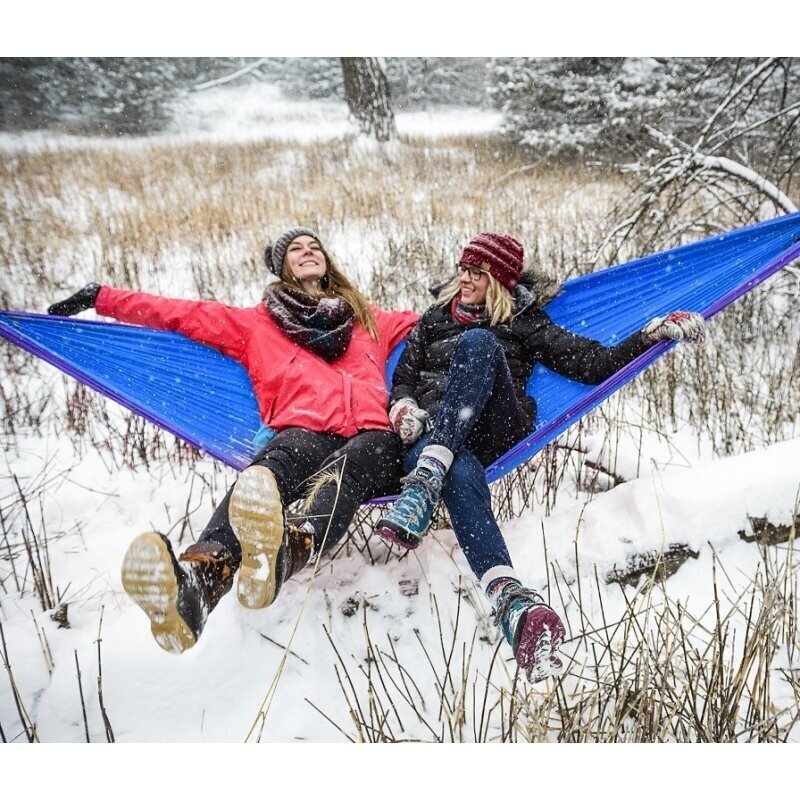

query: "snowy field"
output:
2 82 800 750
4 428 800 742
0 82 503 152
170 82 504 142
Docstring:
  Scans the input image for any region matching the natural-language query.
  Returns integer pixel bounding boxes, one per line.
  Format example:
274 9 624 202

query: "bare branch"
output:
491 163 539 189
194 58 269 92
707 101 800 154
693 153 797 214
696 58 780 148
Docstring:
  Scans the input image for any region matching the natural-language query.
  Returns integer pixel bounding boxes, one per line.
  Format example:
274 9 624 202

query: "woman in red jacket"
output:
48 228 418 655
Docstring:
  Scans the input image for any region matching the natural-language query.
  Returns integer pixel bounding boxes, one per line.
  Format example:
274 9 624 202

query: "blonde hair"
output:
267 242 378 340
436 266 515 326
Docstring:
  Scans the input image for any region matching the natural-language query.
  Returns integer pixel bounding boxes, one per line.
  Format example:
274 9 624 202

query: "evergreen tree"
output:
0 58 199 134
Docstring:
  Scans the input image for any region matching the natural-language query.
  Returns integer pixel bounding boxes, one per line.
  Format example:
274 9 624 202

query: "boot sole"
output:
121 532 197 655
515 606 566 683
229 466 283 609
373 522 421 550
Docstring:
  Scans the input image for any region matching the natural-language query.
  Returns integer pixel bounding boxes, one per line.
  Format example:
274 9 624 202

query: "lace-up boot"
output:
374 460 445 549
229 465 287 609
121 534 234 654
493 582 566 683
229 464 319 608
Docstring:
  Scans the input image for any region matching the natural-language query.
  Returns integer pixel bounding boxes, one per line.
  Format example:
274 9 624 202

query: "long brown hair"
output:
266 242 378 339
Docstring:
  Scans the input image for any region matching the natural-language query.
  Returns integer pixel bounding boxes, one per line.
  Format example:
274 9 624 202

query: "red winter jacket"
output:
95 287 418 437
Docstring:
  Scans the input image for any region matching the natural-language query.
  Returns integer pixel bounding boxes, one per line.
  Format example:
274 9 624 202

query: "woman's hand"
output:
389 397 429 445
47 283 102 316
643 311 706 344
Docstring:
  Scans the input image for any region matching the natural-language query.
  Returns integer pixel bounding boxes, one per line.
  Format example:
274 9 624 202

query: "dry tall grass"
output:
3 132 797 460
324 542 800 742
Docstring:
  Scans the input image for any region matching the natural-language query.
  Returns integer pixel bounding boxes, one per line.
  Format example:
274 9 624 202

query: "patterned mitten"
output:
389 398 429 445
643 310 706 344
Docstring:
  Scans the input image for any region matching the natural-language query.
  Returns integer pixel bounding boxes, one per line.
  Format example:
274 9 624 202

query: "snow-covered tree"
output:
0 58 198 134
593 59 800 261
489 58 800 169
489 58 800 258
489 57 629 158
386 58 490 109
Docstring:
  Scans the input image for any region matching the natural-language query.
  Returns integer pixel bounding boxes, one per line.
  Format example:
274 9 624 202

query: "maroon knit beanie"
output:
459 232 524 291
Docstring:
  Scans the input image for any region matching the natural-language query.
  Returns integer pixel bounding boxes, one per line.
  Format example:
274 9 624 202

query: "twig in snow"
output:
75 650 90 743
95 607 115 743
0 618 38 742
257 633 309 665
30 610 53 676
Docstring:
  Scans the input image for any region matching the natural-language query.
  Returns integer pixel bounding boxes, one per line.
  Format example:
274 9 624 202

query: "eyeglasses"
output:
458 264 489 281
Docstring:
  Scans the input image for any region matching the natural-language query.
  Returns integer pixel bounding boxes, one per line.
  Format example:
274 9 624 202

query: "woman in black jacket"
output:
374 232 706 681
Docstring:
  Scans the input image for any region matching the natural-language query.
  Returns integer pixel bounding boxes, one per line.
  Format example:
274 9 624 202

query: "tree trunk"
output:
340 58 396 142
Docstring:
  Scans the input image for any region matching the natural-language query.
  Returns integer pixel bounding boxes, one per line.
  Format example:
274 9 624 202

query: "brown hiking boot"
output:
229 465 316 609
121 533 234 654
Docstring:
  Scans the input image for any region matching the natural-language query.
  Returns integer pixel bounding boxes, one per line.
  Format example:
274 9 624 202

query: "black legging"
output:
199 427 402 566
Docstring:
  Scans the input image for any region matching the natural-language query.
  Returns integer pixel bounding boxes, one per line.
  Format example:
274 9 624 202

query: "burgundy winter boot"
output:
494 583 567 683
121 533 234 654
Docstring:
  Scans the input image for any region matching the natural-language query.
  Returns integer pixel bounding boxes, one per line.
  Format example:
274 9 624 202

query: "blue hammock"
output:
2 213 800 495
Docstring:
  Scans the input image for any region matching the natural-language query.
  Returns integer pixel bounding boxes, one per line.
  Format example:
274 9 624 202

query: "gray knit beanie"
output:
264 227 322 276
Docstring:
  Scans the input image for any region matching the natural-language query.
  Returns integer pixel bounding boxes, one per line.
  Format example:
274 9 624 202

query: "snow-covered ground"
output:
2 429 800 742
1 82 799 754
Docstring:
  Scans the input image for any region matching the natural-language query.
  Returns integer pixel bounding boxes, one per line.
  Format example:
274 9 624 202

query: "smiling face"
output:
284 235 327 287
458 263 490 305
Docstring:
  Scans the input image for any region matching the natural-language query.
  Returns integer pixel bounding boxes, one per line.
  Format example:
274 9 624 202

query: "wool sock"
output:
481 567 523 608
486 577 521 608
417 444 453 476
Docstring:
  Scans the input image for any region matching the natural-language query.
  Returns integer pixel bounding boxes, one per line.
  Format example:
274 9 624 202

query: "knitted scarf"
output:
450 296 488 325
264 288 355 362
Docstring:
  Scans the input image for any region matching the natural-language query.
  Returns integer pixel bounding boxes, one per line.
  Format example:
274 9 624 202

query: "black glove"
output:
47 283 102 316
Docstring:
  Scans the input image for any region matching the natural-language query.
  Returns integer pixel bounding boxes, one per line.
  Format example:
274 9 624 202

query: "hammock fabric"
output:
2 213 800 495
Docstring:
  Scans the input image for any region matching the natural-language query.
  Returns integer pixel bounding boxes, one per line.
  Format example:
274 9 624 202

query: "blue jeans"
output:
406 328 531 579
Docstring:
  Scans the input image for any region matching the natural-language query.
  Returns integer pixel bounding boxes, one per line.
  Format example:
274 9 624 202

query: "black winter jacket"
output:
390 274 652 431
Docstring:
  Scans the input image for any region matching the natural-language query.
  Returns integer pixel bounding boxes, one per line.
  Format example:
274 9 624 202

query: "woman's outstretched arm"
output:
50 284 256 362
524 308 704 385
